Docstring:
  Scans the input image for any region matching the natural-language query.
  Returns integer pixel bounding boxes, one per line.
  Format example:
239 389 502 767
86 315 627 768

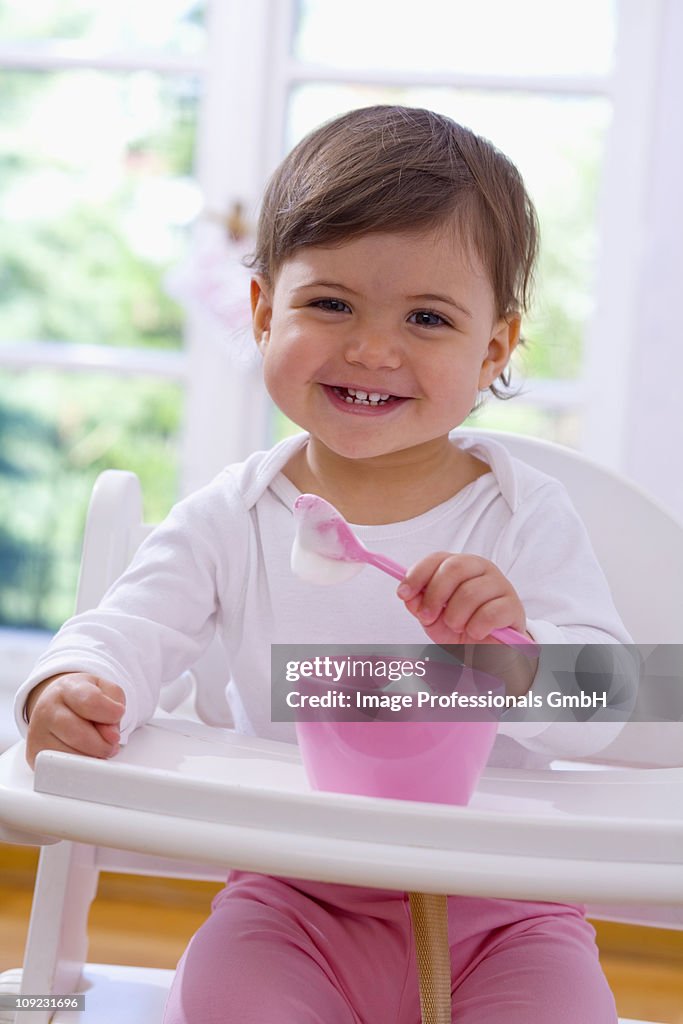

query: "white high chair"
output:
1 430 682 1024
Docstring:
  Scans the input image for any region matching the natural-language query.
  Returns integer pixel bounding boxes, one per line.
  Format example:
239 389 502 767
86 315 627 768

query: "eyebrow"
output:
295 280 361 296
408 293 472 319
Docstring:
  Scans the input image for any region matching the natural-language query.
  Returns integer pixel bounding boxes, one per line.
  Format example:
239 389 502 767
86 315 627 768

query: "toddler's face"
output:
251 227 519 463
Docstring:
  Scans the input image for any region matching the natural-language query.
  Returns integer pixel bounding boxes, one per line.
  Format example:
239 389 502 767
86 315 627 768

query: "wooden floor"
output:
1 845 682 1022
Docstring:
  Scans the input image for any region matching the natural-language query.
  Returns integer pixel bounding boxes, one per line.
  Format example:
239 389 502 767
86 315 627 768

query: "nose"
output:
343 328 402 370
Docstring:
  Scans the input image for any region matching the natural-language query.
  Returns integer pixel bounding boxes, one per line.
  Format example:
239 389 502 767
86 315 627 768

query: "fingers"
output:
397 551 460 604
61 676 126 725
397 553 526 642
25 673 125 769
94 721 121 745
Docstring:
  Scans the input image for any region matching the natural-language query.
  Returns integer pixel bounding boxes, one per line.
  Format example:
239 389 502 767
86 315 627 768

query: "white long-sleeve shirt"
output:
14 431 635 767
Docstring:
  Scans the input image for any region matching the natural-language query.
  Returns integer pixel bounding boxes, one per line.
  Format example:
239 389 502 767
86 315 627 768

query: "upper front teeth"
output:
347 388 390 402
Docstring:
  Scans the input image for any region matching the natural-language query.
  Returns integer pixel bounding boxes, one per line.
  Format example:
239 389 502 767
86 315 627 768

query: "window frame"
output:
0 0 670 662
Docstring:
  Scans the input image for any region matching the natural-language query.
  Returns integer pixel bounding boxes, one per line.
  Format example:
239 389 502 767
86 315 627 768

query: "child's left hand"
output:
396 551 528 646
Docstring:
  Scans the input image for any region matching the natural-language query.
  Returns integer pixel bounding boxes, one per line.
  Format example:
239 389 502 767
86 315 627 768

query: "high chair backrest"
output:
470 429 683 645
75 470 151 616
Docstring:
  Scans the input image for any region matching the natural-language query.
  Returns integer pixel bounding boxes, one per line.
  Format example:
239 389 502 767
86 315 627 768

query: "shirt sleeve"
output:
13 472 246 744
493 479 639 759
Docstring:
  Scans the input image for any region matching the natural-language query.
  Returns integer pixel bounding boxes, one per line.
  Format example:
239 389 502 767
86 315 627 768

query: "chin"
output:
324 437 406 462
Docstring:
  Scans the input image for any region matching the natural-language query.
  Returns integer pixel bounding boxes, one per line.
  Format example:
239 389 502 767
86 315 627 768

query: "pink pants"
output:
163 870 617 1023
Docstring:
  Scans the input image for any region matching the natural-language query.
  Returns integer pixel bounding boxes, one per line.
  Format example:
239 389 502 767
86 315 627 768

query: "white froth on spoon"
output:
291 493 370 585
290 534 364 584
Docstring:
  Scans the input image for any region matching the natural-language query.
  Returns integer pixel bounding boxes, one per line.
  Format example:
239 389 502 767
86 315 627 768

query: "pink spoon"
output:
292 493 536 651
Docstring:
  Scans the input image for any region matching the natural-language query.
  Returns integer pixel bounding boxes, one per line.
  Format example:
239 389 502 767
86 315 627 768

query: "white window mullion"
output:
0 340 186 380
260 0 300 180
617 0 683 519
285 62 610 97
581 0 664 469
179 0 297 494
0 43 204 75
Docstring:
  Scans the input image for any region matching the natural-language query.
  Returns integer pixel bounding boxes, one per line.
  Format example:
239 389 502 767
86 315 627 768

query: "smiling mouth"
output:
328 385 404 407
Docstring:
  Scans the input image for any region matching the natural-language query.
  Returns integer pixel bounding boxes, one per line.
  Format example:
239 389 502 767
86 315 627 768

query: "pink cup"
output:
295 658 499 806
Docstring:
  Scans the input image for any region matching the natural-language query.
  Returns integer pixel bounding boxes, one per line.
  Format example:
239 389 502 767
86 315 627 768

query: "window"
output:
0 0 676 645
0 2 204 632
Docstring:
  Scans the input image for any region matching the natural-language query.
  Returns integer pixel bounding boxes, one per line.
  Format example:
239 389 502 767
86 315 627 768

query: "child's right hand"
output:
25 673 126 769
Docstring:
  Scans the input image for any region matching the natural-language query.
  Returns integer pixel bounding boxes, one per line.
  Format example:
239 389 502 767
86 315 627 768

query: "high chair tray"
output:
1 717 682 904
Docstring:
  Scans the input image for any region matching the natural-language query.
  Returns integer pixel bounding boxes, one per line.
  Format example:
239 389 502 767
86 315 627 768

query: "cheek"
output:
260 344 307 416
260 350 284 399
427 359 485 418
432 354 483 391
262 322 316 380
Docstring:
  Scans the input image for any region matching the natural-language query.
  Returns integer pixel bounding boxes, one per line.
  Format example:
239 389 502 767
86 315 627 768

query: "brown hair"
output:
247 105 539 395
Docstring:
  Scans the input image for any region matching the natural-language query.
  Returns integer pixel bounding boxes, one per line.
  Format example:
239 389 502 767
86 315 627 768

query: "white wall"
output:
620 0 683 519
584 0 683 522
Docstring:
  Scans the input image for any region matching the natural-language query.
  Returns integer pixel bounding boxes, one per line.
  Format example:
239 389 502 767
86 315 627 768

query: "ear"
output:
251 276 272 353
478 315 521 390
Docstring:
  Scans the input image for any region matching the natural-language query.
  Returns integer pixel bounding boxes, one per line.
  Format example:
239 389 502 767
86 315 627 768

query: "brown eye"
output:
312 298 351 313
409 310 448 327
